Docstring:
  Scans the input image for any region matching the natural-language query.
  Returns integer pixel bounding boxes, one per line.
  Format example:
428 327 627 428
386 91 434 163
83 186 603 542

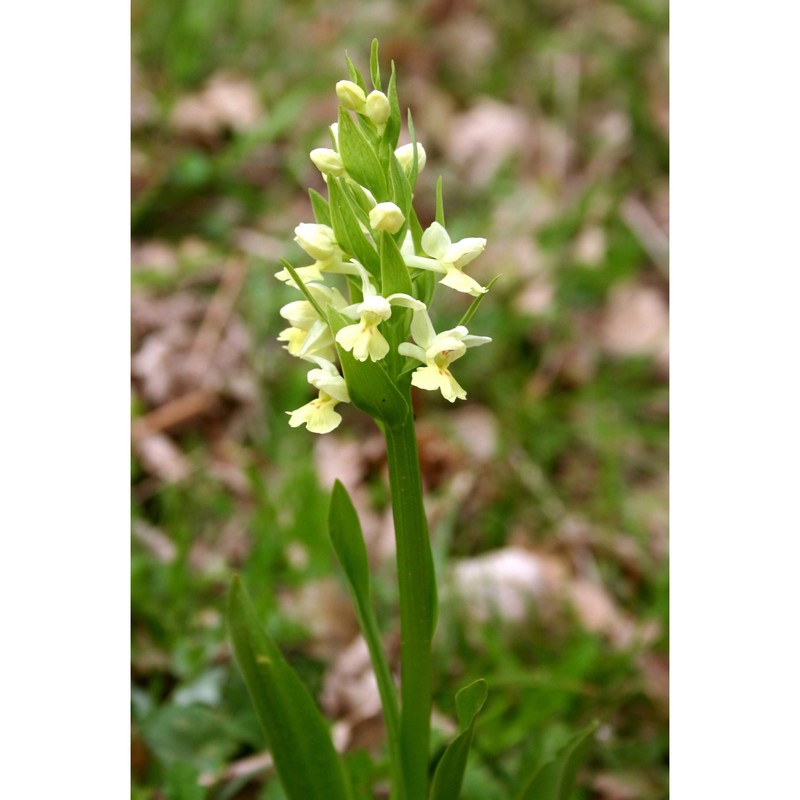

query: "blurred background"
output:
131 0 668 797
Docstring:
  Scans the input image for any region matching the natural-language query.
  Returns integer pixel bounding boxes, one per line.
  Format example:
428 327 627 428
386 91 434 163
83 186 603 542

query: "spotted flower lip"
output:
403 221 488 297
398 307 491 402
334 263 425 362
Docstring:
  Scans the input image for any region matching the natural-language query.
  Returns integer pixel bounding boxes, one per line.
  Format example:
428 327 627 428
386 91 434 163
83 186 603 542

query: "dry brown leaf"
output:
170 74 263 138
280 578 359 661
447 100 531 187
448 405 499 462
599 282 669 366
133 432 191 483
449 547 553 624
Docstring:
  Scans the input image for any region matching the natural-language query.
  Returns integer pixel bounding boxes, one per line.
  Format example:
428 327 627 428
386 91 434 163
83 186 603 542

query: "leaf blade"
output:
429 679 489 800
227 577 353 800
328 481 404 799
518 721 599 800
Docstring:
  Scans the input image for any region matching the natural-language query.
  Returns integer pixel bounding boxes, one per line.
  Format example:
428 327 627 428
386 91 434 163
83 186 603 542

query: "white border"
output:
2 1 130 794
672 1 800 796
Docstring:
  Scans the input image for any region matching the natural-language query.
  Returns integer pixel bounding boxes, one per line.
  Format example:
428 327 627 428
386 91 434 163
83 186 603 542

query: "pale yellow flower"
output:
398 308 491 402
335 265 424 362
402 221 487 296
287 357 350 434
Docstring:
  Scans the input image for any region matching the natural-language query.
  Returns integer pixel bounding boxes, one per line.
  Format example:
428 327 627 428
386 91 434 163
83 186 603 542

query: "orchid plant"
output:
228 42 596 800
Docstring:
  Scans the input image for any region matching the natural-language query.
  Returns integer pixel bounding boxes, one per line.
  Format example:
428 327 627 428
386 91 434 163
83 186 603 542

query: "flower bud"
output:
394 142 427 175
329 122 339 147
336 80 366 112
310 148 345 177
369 202 405 234
365 90 390 126
294 223 338 261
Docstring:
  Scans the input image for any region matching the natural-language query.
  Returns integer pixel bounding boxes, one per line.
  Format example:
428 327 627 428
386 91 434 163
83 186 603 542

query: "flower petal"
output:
335 323 364 353
444 237 486 269
367 329 390 361
398 342 426 362
462 334 492 349
438 369 467 402
421 222 451 259
410 307 436 348
410 365 444 392
440 267 487 297
287 396 343 434
386 293 426 310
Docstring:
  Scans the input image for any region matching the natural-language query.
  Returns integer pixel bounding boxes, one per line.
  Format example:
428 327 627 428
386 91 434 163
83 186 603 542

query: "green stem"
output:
384 403 437 800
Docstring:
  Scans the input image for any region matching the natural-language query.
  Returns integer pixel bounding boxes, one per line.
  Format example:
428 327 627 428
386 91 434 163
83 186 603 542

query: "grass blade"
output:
518 721 598 800
430 679 489 800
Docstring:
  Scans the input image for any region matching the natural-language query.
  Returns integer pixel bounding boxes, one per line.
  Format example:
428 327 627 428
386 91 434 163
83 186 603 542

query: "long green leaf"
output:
430 679 489 800
227 577 353 800
328 481 404 800
327 306 409 425
518 722 598 800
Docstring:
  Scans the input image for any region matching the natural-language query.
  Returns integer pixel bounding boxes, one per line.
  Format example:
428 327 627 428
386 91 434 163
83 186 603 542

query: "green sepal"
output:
227 576 353 800
518 721 599 800
458 275 501 327
384 62 401 150
430 679 489 800
369 39 382 91
345 51 367 92
328 177 380 276
327 306 409 425
328 481 403 797
338 107 389 201
309 188 331 227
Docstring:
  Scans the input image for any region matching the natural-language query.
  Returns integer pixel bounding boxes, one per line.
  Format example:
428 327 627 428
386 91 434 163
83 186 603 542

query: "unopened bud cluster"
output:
278 47 493 433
